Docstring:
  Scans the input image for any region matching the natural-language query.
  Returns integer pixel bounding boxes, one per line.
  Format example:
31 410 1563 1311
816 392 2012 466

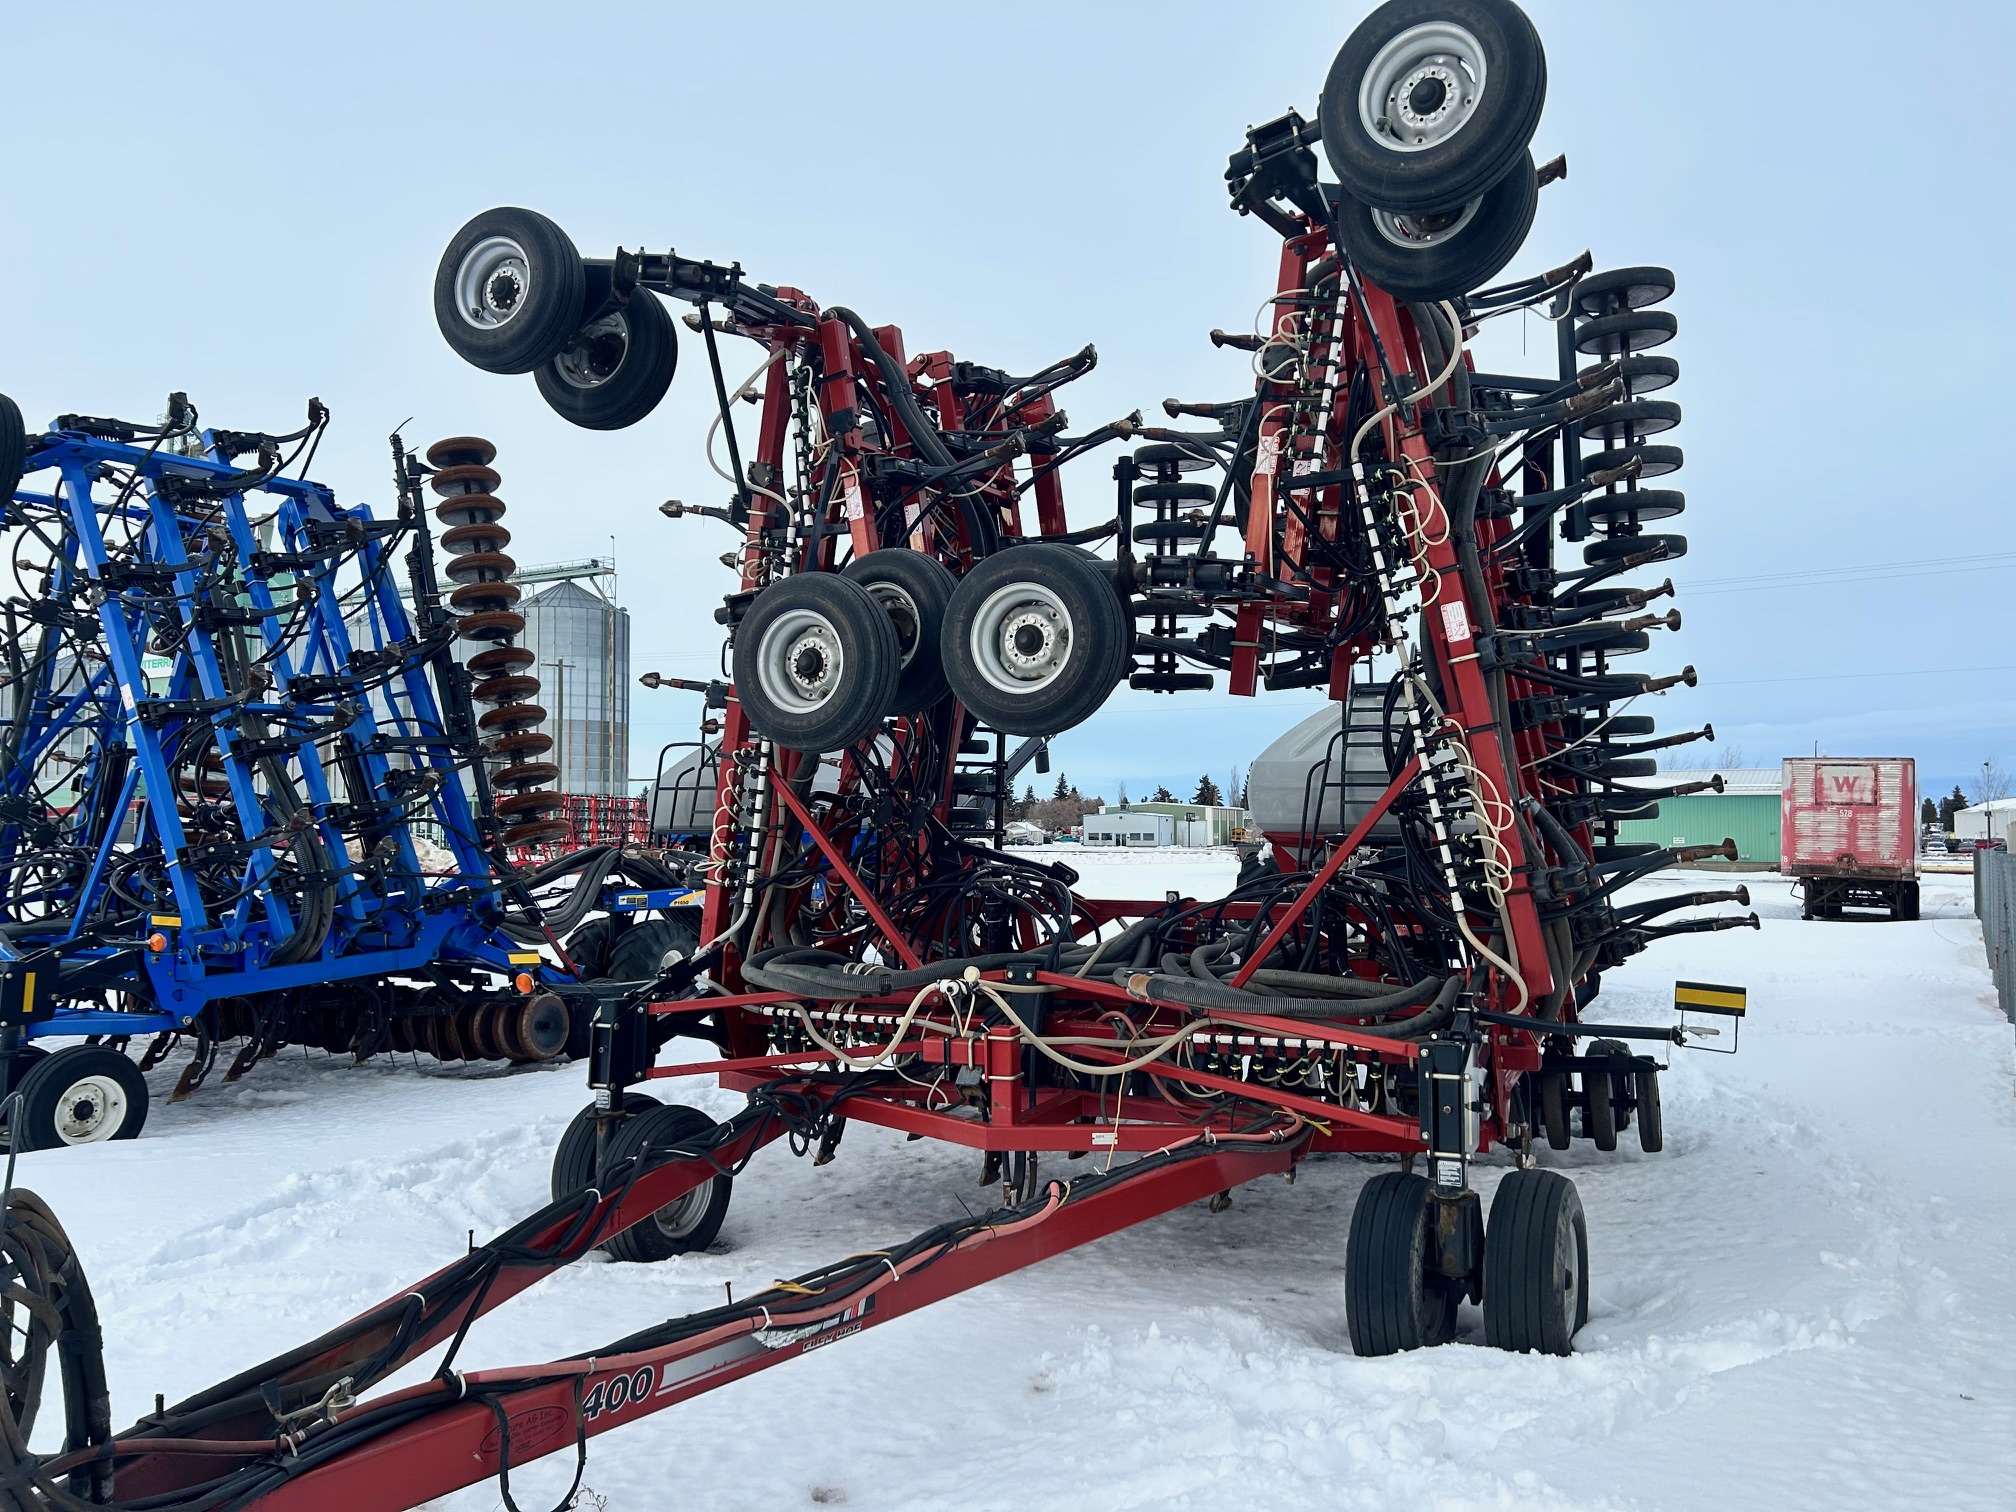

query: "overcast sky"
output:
4 1 2010 806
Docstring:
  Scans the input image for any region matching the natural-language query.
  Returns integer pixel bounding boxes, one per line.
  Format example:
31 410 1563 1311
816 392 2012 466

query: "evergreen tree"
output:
1192 774 1223 806
1940 785 1968 830
1920 796 1937 826
1151 785 1175 803
1052 772 1070 801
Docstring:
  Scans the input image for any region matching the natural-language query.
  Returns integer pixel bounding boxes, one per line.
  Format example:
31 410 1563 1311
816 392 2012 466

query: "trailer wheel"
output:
534 285 678 431
551 1092 663 1202
842 550 957 714
1319 0 1547 214
434 207 588 375
1892 881 1920 922
8 1047 148 1152
1537 1069 1570 1150
600 1103 733 1263
1483 1168 1587 1356
1634 1066 1664 1153
0 392 24 504
1332 148 1538 303
941 544 1128 736
732 573 900 753
1345 1171 1461 1355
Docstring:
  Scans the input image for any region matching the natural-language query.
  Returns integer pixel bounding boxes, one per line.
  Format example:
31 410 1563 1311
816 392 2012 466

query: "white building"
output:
1082 810 1175 847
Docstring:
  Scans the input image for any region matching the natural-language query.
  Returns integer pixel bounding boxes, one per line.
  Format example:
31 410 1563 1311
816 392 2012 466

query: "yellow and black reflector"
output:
1673 980 1747 1016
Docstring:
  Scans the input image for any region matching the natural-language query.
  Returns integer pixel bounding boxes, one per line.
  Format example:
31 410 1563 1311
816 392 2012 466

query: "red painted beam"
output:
217 1143 1300 1512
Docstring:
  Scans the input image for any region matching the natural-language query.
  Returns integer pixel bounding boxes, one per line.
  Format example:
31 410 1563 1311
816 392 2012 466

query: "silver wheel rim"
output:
756 606 846 715
863 582 923 669
1358 21 1488 153
552 310 631 390
1371 196 1483 250
455 234 533 331
652 1179 713 1240
52 1074 127 1144
968 581 1075 697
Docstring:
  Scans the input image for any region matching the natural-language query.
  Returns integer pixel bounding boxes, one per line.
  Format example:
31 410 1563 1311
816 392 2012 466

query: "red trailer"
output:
1784 757 1919 920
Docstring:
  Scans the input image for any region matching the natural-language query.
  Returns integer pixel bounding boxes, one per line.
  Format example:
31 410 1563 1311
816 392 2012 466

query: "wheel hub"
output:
456 235 534 330
752 602 857 724
1001 608 1065 678
553 312 630 389
1371 196 1481 250
52 1074 126 1143
1359 22 1487 152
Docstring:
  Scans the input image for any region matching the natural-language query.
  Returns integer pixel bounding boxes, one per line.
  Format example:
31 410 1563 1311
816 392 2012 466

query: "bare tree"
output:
1713 743 1746 770
1970 759 2010 807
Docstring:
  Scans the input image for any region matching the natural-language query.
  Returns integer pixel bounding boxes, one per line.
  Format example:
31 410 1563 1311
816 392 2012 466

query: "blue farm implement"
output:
0 399 700 1148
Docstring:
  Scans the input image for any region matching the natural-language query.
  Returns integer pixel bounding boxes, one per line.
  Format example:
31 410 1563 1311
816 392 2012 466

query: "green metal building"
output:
1613 767 1783 866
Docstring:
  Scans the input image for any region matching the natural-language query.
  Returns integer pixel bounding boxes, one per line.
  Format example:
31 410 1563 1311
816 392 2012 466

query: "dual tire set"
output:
733 542 1129 751
1320 0 1549 301
434 209 678 432
1346 1166 1588 1357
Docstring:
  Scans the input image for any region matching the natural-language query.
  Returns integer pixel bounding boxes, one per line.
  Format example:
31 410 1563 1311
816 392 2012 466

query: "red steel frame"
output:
72 176 1621 1512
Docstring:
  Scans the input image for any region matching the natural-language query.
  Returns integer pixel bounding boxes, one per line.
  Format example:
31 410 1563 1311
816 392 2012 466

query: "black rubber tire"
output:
1483 1168 1588 1355
1899 881 1921 922
1582 443 1683 480
551 1092 663 1202
842 550 957 714
1132 480 1216 506
1320 0 1547 214
1578 355 1678 396
941 544 1127 736
732 573 900 753
600 1103 733 1262
1345 1171 1461 1355
1588 1038 1632 1135
1572 266 1676 318
1334 149 1537 303
434 207 588 375
606 914 701 981
1635 1067 1664 1153
1583 532 1685 566
1 1044 47 1097
0 393 24 504
1594 715 1656 737
1580 398 1681 442
1581 488 1685 524
1575 308 1678 357
1131 442 1217 474
535 287 678 431
1538 1070 1570 1150
1583 1049 1618 1152
9 1046 148 1152
557 914 702 1059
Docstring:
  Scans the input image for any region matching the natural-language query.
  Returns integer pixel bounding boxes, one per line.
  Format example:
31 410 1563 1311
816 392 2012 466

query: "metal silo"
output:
518 578 630 796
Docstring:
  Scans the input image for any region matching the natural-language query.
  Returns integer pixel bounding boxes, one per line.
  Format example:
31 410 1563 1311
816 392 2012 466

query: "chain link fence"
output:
1975 850 2015 1022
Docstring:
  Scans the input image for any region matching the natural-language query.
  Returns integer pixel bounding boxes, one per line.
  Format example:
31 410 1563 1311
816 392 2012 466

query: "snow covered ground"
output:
11 862 2014 1511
